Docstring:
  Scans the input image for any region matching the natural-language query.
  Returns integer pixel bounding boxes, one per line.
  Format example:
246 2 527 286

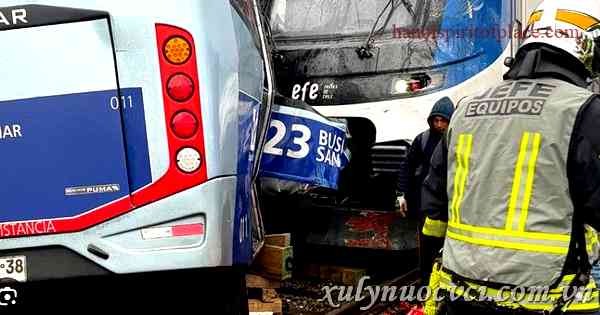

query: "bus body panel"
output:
0 177 237 277
0 0 266 278
230 3 265 265
0 0 250 184
0 19 132 224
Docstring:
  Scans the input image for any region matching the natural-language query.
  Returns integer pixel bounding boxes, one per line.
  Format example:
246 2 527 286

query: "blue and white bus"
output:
265 0 535 209
0 0 272 309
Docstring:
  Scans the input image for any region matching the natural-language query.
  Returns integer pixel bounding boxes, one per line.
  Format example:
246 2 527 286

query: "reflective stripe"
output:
556 9 600 31
506 133 530 231
588 237 599 253
424 261 442 315
440 271 596 297
448 222 570 242
519 292 599 311
451 134 472 224
587 231 598 253
447 230 569 255
564 300 600 312
528 10 543 25
585 226 599 260
518 133 542 232
528 9 600 31
423 217 447 238
456 135 473 224
439 270 600 312
447 225 570 247
451 135 466 223
505 132 542 232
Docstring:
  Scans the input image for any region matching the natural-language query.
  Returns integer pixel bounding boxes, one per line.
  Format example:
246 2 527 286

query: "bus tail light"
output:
171 111 198 139
163 36 192 65
131 24 207 207
167 73 194 102
176 147 202 173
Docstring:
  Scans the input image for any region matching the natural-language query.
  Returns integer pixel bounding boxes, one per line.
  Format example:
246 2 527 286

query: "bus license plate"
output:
0 256 26 282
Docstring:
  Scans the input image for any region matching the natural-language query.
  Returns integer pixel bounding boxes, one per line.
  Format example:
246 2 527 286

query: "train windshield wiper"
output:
357 0 415 59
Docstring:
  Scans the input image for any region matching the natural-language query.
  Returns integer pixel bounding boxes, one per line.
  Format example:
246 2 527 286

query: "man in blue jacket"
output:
396 96 454 283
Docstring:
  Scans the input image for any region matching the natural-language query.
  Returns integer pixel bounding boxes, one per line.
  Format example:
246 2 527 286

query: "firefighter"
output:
421 1 600 314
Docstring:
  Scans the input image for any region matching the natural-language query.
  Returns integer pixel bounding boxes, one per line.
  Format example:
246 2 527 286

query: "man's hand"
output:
395 195 408 218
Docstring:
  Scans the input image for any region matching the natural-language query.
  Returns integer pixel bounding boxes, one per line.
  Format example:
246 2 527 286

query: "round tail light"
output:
176 147 202 173
171 111 198 139
167 73 194 102
164 36 191 65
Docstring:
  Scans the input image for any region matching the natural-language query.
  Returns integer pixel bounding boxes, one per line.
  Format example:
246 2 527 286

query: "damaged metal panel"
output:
305 209 418 251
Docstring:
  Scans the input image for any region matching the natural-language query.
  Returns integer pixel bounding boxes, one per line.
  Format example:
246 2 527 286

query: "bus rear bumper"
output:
0 176 240 282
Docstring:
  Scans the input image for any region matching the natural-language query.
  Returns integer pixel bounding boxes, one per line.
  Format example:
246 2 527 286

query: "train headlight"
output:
392 79 410 94
391 72 445 96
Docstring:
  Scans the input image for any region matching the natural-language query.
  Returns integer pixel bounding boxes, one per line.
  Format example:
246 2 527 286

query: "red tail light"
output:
131 24 207 207
167 73 194 102
171 111 198 139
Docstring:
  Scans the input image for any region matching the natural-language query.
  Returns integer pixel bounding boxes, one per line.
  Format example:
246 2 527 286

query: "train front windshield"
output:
270 0 442 69
269 0 512 104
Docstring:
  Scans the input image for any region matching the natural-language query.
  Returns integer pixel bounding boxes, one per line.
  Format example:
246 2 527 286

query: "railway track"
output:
324 269 420 315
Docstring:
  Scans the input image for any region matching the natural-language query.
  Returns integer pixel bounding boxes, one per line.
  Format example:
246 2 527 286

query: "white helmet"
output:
522 0 600 76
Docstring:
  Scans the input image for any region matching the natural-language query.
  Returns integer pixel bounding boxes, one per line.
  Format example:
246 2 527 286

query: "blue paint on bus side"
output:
0 88 151 223
233 91 260 265
120 88 152 192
